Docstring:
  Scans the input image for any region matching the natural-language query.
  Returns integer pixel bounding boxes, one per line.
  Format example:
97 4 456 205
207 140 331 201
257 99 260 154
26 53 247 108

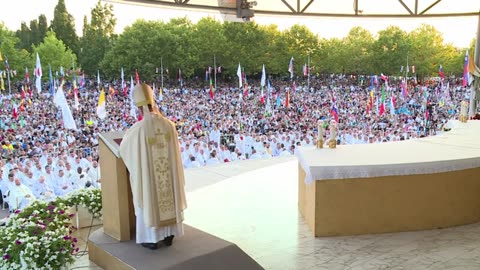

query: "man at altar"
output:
119 83 187 250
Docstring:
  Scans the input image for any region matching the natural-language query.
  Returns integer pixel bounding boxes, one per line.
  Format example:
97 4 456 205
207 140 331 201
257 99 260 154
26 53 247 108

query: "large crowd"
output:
0 73 471 211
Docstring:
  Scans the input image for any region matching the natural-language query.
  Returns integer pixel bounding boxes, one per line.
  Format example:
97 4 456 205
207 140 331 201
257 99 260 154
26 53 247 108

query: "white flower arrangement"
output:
64 188 103 218
0 188 103 269
0 200 78 270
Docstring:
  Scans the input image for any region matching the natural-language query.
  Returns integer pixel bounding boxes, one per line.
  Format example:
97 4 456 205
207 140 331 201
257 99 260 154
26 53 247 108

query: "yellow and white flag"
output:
96 88 106 119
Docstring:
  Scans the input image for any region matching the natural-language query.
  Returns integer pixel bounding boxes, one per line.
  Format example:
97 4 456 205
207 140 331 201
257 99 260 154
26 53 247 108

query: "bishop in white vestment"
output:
120 83 187 250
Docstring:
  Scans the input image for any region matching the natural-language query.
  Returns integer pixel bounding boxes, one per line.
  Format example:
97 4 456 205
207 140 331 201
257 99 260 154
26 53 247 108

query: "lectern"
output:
97 131 135 241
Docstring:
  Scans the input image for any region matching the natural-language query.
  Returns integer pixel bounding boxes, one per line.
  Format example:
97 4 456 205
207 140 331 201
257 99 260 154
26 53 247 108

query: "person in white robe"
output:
8 178 36 211
53 170 71 196
86 161 101 188
32 176 56 202
119 83 187 250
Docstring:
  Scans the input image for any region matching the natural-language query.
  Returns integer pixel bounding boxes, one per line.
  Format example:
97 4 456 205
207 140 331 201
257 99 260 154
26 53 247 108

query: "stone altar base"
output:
88 225 264 270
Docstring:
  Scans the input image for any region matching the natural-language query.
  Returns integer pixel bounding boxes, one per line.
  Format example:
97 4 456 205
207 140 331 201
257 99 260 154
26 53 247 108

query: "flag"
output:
463 50 469 87
80 72 85 88
21 86 26 99
25 67 30 84
401 79 408 98
237 63 243 88
411 65 415 73
243 70 248 97
49 65 54 96
177 68 182 87
4 56 10 70
379 85 386 116
59 66 65 77
288 57 294 79
276 94 281 107
121 67 125 92
400 66 404 73
109 85 115 96
260 64 266 104
12 102 18 119
439 65 445 79
390 95 396 115
209 77 214 99
96 88 106 119
0 49 2 61
97 70 101 88
205 68 209 81
73 79 79 110
303 63 308 77
217 66 222 73
285 89 290 108
0 74 4 91
152 82 156 99
129 76 136 118
261 64 266 88
54 84 77 130
135 69 140 84
331 104 339 122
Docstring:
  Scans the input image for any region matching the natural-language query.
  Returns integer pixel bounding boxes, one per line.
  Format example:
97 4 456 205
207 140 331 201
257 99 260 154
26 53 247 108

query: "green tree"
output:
100 20 176 80
372 26 410 75
282 24 319 76
0 23 32 88
191 17 226 76
15 22 31 51
32 31 77 74
164 17 198 79
408 24 445 77
38 15 49 43
343 26 375 74
79 0 117 75
50 0 79 54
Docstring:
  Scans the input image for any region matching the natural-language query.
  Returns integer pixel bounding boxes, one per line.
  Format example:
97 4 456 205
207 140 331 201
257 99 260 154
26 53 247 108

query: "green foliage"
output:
79 0 117 75
2 7 472 81
32 31 77 73
100 20 177 80
50 0 79 54
1 24 31 78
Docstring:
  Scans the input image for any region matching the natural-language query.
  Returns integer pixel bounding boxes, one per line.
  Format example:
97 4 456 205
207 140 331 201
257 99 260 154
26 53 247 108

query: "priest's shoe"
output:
164 235 174 246
141 243 158 250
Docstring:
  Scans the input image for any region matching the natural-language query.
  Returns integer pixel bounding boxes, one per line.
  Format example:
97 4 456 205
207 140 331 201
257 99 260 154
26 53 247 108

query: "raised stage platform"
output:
297 120 480 237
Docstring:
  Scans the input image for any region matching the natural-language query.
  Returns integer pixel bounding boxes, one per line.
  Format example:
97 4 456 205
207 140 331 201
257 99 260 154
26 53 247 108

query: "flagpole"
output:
307 55 310 90
7 68 11 95
214 55 217 91
161 57 164 91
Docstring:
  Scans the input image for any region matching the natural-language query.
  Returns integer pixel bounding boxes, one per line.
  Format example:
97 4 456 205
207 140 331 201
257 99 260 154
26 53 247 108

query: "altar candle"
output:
330 120 337 139
317 120 324 140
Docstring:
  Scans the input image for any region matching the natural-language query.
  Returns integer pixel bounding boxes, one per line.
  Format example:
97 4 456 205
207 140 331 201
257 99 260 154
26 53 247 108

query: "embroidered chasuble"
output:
120 112 187 237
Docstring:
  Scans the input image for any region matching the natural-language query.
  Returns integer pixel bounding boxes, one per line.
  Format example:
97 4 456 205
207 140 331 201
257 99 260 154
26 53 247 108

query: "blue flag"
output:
49 65 54 96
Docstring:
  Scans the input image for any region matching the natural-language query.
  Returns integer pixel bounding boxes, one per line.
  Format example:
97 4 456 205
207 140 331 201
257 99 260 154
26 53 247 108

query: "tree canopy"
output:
1 0 474 83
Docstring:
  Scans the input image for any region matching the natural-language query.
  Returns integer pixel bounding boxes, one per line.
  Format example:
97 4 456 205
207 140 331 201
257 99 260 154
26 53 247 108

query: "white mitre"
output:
133 83 161 138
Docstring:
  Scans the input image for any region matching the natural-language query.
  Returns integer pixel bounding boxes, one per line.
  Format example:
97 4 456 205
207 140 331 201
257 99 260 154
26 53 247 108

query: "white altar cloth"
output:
297 120 480 184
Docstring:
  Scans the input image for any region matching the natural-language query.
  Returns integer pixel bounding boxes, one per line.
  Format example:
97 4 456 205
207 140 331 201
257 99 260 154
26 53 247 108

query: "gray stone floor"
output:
5 157 480 269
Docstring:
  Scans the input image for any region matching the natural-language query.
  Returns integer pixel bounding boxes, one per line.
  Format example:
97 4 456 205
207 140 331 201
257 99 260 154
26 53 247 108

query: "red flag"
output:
21 86 26 99
12 103 18 119
209 78 214 99
285 90 290 108
135 69 140 84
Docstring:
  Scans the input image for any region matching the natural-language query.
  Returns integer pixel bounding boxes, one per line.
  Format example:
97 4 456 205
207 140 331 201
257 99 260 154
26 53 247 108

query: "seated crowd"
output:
0 74 469 211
